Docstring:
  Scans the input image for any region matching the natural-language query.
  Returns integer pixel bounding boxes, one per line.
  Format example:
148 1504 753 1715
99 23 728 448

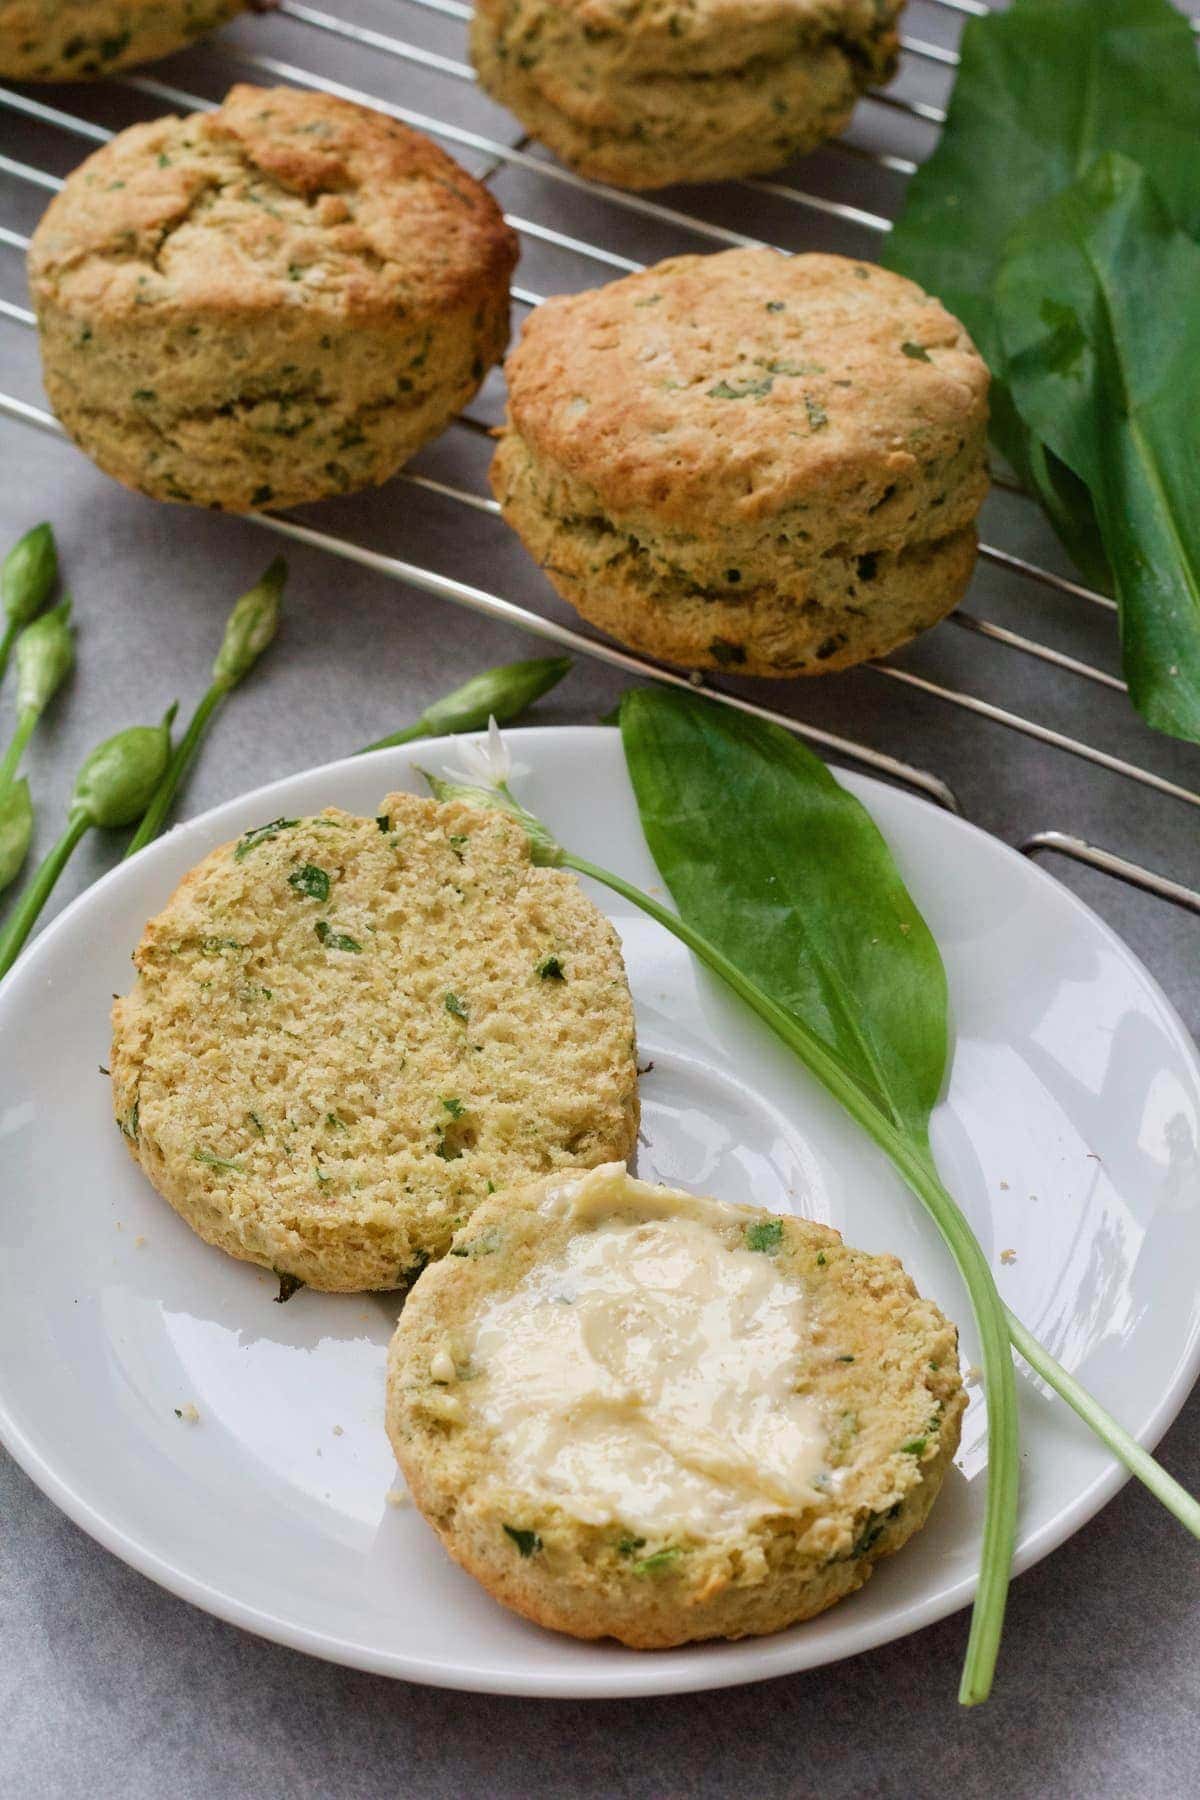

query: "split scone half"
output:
387 1163 966 1647
492 248 989 678
110 795 639 1292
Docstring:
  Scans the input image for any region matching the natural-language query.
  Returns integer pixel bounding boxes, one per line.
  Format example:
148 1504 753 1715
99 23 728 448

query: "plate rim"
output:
2 724 1198 1699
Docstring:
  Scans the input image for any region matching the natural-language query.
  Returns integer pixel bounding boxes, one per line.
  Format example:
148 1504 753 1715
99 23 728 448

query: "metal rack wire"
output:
1 0 1198 914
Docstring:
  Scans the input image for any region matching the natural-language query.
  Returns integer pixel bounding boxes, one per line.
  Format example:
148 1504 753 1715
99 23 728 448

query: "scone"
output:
28 85 518 512
492 248 989 676
470 0 904 189
110 795 639 1292
387 1163 966 1647
0 0 249 81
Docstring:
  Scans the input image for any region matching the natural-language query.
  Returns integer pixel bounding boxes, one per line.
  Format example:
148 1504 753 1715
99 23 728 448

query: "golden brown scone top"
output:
29 84 518 327
503 249 988 528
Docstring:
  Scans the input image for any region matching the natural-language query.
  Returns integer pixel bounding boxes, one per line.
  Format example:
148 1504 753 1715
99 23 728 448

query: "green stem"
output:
125 684 225 858
564 852 1019 1705
0 620 17 690
0 808 90 977
356 720 430 755
1006 1309 1200 1538
0 706 36 796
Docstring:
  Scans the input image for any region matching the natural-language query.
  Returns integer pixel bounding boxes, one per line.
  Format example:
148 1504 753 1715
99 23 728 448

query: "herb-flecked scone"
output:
387 1163 966 1648
0 0 250 82
491 249 990 676
109 796 639 1292
470 0 904 189
27 85 518 512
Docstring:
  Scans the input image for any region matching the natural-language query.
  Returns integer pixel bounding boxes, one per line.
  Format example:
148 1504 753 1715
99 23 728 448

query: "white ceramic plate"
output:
1 727 1198 1698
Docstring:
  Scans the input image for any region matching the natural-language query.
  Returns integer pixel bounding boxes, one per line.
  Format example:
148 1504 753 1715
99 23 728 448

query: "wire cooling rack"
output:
2 0 1199 918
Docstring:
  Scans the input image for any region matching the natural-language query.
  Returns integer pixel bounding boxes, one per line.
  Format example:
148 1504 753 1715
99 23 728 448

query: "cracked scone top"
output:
109 794 639 1292
0 1 250 83
387 1164 966 1648
28 85 518 511
470 0 904 189
491 248 990 676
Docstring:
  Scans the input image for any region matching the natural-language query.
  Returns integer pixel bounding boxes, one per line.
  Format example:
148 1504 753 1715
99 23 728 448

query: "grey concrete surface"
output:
1 3 1197 1795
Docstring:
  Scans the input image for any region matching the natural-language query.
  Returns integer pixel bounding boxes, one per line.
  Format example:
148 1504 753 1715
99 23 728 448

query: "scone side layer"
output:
493 425 979 674
38 292 509 510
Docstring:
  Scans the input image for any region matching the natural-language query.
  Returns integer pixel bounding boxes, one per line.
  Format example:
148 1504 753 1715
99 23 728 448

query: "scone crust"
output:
492 249 989 675
0 0 247 82
110 797 639 1292
387 1171 967 1648
28 85 518 510
471 0 903 188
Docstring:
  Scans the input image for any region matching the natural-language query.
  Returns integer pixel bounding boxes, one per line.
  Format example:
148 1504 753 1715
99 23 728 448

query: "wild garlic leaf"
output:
618 690 947 1151
997 156 1200 745
883 0 1200 588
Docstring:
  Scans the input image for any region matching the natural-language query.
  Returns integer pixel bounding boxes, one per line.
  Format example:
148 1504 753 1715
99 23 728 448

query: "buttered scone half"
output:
110 796 638 1292
471 0 904 190
28 85 517 512
0 1 250 82
387 1163 966 1648
492 249 989 677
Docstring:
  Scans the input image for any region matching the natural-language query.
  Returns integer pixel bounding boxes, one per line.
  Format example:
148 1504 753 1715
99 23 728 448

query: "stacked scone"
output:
471 0 905 188
0 0 250 80
28 86 518 512
493 248 990 676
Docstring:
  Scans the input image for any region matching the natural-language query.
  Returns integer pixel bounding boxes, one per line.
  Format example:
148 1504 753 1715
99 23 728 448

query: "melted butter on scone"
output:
462 1164 825 1536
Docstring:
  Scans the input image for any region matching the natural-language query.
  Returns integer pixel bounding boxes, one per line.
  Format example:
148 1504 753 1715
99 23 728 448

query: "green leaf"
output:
631 1547 682 1577
884 0 1200 586
502 1525 542 1557
288 863 331 903
193 1147 244 1174
617 688 947 1151
233 817 299 860
314 920 362 953
607 687 1018 1703
744 1218 783 1254
996 156 1200 743
707 377 772 401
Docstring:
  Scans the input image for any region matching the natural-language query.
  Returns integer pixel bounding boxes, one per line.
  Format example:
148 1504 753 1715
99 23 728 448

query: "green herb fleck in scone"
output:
28 85 517 512
110 795 639 1291
0 0 250 82
387 1163 966 1647
491 249 989 676
471 0 904 189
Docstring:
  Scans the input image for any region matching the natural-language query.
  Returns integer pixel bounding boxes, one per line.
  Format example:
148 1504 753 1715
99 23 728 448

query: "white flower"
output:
442 716 529 790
